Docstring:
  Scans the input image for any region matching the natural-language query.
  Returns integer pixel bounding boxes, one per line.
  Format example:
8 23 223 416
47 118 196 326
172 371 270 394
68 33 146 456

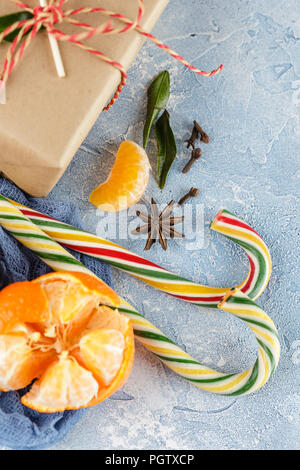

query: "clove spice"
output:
193 120 209 144
185 121 210 149
182 147 202 173
184 125 198 149
178 187 199 205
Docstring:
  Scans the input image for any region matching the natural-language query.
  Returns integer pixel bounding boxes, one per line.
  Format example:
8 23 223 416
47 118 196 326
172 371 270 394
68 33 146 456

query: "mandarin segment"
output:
89 140 151 212
0 334 55 391
34 273 99 323
80 329 125 386
86 321 135 407
70 272 120 307
21 353 99 413
84 305 130 335
35 272 120 317
41 279 97 324
0 335 32 391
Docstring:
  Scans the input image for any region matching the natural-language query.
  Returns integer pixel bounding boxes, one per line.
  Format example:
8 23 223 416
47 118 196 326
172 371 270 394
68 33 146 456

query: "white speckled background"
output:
6 0 300 450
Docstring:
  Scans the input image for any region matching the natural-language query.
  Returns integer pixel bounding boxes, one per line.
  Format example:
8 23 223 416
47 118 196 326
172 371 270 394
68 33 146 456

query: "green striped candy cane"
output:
0 194 280 395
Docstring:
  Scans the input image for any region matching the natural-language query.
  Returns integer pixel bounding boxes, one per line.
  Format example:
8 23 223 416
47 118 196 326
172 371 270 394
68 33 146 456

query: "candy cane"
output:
0 194 280 395
7 199 271 306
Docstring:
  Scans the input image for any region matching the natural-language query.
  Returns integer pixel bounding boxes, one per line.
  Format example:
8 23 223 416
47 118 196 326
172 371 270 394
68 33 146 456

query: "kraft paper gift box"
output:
0 0 169 196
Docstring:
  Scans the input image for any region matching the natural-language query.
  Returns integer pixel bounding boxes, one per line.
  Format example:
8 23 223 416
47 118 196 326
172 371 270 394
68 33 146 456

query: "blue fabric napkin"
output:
0 177 112 450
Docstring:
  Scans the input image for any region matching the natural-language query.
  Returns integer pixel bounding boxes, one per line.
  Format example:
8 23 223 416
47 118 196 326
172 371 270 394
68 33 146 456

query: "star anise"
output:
132 198 184 251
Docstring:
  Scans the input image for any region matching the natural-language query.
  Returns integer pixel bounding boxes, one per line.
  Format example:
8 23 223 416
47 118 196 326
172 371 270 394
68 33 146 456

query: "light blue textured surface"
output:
10 0 300 450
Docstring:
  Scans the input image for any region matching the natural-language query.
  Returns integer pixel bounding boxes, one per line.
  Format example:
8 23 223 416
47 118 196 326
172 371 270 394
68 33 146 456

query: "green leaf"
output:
155 109 177 189
0 11 34 42
143 70 170 148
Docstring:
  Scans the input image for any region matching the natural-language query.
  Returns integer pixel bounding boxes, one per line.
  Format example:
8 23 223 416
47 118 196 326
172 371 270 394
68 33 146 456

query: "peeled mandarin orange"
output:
0 272 134 413
89 140 151 212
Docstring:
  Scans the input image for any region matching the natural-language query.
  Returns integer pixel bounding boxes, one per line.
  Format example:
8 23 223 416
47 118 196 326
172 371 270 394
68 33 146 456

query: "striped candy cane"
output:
0 194 280 395
7 199 271 306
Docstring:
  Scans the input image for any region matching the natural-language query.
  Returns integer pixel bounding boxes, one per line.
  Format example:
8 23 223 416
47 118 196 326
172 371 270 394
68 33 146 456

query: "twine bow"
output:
0 0 223 110
33 4 64 24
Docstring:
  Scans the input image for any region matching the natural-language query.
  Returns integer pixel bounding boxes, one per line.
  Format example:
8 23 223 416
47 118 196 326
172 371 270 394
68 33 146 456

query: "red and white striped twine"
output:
0 0 223 110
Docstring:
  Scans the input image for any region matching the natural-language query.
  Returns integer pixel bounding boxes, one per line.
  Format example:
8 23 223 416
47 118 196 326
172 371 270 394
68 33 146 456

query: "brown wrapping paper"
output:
0 0 169 196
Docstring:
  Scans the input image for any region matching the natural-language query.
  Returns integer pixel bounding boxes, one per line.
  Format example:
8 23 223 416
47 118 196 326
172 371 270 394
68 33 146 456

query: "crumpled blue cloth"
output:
0 177 112 450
